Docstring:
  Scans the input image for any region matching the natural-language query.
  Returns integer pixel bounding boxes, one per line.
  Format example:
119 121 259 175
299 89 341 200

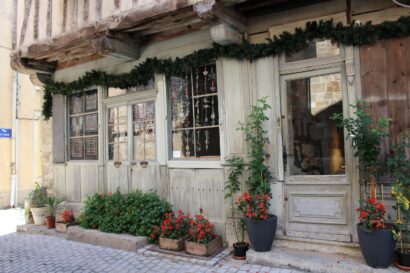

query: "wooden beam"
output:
11 50 56 74
194 0 246 44
91 35 140 61
193 0 246 31
20 0 33 45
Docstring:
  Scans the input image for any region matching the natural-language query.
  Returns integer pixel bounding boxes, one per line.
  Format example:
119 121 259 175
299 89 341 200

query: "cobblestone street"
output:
0 233 303 273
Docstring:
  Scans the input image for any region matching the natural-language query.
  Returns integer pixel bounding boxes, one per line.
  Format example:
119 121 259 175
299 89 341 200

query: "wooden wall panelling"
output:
131 165 158 193
360 41 389 160
106 165 129 194
169 169 195 213
80 165 99 201
65 165 81 202
386 38 408 144
53 165 66 197
158 165 169 200
98 165 105 194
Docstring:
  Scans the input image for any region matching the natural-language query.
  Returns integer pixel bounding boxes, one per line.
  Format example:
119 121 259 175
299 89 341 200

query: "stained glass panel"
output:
85 137 98 160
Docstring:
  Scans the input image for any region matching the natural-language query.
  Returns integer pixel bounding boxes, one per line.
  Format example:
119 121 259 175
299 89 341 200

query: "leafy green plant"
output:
331 101 388 176
389 139 410 253
46 195 64 217
79 190 172 239
28 183 48 208
224 156 245 243
238 97 273 196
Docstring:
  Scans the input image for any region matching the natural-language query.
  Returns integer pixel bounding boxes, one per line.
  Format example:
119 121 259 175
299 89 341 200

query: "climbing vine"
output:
42 16 410 119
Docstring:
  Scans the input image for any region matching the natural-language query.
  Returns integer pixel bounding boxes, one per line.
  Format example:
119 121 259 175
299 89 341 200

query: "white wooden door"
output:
129 101 159 193
106 104 130 193
280 68 353 242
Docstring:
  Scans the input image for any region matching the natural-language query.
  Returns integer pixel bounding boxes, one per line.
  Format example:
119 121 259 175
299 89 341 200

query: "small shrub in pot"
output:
28 183 50 225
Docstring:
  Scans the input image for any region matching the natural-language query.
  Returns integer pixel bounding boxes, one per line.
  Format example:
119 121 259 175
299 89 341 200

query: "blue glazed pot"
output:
244 214 277 252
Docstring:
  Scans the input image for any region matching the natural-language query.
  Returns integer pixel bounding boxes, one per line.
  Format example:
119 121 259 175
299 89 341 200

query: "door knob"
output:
140 161 148 168
114 161 122 168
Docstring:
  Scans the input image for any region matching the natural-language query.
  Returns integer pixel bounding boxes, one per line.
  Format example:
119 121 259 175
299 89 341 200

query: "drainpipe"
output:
10 71 19 208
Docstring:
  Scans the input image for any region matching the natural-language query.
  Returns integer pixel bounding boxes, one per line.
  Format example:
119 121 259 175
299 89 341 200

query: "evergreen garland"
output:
42 16 410 119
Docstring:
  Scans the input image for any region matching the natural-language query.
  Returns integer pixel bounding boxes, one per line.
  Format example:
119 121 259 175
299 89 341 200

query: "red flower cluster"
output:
357 197 387 231
188 214 216 244
236 192 270 220
61 209 75 224
150 210 191 241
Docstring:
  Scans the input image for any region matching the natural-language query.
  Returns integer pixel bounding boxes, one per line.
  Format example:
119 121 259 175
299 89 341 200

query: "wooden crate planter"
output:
55 222 76 233
159 237 185 251
184 236 222 257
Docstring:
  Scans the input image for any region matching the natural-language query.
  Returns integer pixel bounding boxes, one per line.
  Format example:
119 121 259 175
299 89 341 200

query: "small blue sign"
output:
0 128 12 138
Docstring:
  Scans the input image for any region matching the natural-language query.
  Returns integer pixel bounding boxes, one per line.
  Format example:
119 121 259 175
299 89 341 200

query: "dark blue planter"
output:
244 214 277 252
357 224 395 268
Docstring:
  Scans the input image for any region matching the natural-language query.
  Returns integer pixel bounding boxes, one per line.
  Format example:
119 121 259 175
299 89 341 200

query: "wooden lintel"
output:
91 35 140 61
210 23 243 45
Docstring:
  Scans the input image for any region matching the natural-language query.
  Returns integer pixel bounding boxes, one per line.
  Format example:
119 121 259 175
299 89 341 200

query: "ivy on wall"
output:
42 16 410 119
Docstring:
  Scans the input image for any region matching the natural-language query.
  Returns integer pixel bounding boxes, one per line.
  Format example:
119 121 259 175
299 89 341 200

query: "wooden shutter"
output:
52 94 66 163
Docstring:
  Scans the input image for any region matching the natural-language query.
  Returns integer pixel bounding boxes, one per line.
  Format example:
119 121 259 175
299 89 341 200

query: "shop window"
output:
170 64 220 159
68 89 99 160
132 101 156 161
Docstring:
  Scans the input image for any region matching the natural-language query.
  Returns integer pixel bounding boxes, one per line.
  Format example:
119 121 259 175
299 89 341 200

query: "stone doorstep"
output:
246 247 402 273
138 244 232 267
17 224 65 239
65 226 147 252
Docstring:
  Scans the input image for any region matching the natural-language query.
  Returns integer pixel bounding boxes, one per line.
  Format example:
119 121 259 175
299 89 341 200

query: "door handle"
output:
140 161 148 168
114 161 122 168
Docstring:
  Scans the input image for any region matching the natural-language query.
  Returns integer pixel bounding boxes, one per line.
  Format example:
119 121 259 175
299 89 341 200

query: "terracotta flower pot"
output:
395 250 410 270
159 237 185 251
45 216 56 229
55 222 75 233
184 236 222 257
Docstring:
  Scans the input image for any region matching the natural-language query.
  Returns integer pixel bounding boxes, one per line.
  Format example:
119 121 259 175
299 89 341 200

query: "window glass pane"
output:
107 106 128 161
68 89 99 160
133 102 156 161
85 137 98 160
170 63 220 159
286 40 339 62
107 78 155 97
70 139 84 160
286 73 345 175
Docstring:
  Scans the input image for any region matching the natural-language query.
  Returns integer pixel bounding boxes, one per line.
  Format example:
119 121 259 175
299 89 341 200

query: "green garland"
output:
43 16 410 119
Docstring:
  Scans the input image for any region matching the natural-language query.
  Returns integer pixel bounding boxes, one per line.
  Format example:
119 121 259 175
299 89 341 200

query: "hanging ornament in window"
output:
210 67 216 93
185 130 191 157
203 66 208 93
204 130 210 151
195 99 200 126
211 96 216 125
203 97 209 125
196 130 202 152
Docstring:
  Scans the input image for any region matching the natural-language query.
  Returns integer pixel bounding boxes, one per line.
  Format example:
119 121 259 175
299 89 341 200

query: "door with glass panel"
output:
106 100 157 194
281 68 353 242
106 104 130 193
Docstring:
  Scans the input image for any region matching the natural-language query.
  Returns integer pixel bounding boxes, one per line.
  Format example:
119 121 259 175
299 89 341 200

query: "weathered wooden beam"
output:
10 51 56 74
193 0 246 31
194 0 246 44
91 35 140 61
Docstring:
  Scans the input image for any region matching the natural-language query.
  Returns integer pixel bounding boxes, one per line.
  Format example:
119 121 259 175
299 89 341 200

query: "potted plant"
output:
230 97 276 252
28 183 50 225
356 197 395 268
56 209 76 233
332 102 394 268
225 156 249 259
157 210 191 251
388 140 410 269
45 195 64 229
185 214 222 256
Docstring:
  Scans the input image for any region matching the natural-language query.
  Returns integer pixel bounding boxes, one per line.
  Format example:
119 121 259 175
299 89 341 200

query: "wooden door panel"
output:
106 164 129 194
130 164 158 193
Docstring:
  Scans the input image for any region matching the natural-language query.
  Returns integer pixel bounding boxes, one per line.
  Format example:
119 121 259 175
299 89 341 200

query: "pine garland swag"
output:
42 16 410 119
